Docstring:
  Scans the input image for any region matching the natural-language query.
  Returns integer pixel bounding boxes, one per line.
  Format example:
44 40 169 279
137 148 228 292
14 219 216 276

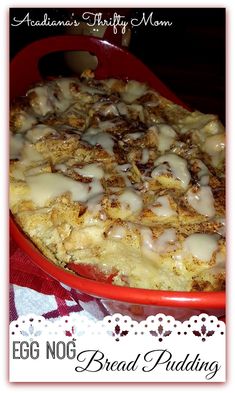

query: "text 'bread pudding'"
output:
10 70 225 291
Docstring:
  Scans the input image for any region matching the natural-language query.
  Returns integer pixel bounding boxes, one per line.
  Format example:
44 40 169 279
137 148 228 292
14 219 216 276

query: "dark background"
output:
10 8 225 123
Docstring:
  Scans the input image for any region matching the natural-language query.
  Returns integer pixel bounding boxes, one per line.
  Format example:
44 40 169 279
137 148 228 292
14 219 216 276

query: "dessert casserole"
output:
10 70 225 291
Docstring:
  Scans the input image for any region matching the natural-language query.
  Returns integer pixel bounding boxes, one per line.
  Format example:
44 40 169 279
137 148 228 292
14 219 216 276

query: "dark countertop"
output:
129 8 225 123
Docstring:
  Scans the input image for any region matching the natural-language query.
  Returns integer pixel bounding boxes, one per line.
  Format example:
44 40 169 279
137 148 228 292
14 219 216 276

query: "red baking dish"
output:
10 35 225 320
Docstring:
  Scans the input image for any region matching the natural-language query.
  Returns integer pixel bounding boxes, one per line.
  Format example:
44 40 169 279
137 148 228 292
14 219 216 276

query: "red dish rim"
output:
10 216 225 310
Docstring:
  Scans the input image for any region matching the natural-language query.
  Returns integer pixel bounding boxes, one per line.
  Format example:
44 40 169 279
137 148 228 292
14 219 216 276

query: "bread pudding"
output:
9 70 225 291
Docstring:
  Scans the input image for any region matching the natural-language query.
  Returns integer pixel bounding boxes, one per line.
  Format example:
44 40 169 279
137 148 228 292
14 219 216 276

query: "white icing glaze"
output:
79 83 105 95
117 102 128 116
11 124 57 160
98 120 117 131
74 163 104 179
192 159 210 186
215 217 226 237
24 163 48 177
86 193 103 213
154 229 177 253
203 118 224 135
172 251 184 262
199 174 210 186
187 185 215 217
183 233 219 262
55 78 75 99
141 148 149 164
116 164 132 186
121 80 147 103
17 113 37 133
94 132 114 155
107 225 127 240
152 153 191 189
141 228 177 254
117 164 131 172
25 125 57 143
102 104 119 117
127 104 145 122
26 173 88 206
202 133 225 167
178 113 225 168
141 228 156 252
118 188 143 213
27 86 53 116
150 195 177 217
215 251 225 267
125 132 144 140
156 124 177 152
10 164 25 180
144 100 158 107
178 113 217 134
121 174 131 187
54 163 68 172
151 163 170 177
89 179 104 198
21 143 44 164
10 133 25 159
82 128 114 155
26 173 103 207
53 79 76 112
53 98 71 113
108 186 122 193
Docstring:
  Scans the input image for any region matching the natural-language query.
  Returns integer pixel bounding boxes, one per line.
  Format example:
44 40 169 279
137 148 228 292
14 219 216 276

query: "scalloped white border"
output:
10 313 225 341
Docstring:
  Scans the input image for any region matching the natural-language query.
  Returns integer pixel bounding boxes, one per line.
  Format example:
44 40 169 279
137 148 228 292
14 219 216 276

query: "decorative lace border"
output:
10 313 225 342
